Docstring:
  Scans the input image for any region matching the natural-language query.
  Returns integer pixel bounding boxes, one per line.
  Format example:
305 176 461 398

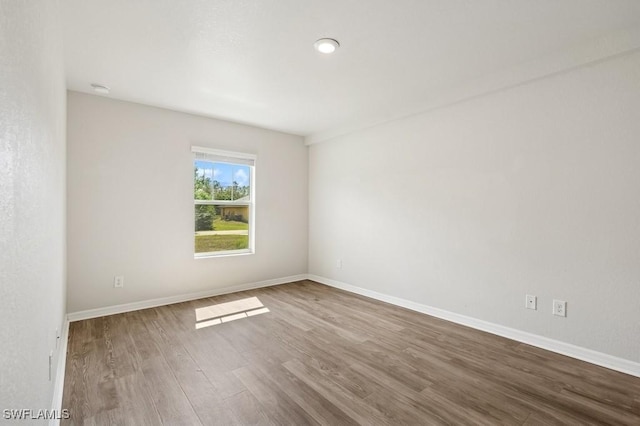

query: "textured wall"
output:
0 0 67 417
309 50 640 362
66 92 308 313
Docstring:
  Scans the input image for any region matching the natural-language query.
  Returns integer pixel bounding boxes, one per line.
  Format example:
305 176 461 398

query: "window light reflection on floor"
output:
195 296 270 329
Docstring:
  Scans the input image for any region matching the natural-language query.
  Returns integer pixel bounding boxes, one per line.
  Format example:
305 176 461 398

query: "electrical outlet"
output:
553 299 567 317
336 259 342 269
525 295 537 310
114 275 124 288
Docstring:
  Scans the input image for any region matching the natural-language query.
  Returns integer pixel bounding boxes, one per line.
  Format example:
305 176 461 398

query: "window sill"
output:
194 249 254 259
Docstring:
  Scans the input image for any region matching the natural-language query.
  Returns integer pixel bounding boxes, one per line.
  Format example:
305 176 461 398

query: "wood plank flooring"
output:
62 280 640 425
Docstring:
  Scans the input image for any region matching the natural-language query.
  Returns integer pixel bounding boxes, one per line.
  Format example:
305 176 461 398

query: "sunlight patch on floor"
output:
195 297 270 329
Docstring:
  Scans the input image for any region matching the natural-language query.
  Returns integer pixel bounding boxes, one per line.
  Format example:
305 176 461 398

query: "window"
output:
192 146 255 257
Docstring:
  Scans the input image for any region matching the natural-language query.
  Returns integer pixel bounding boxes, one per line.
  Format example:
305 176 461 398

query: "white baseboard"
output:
307 274 640 378
50 318 70 426
64 272 640 378
66 274 308 322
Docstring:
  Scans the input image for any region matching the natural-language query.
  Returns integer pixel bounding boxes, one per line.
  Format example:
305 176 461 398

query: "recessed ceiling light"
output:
90 83 110 95
314 38 340 54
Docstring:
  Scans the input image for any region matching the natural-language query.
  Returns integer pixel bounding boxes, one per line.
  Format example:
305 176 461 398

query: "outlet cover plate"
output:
525 295 537 310
553 299 567 317
114 275 124 288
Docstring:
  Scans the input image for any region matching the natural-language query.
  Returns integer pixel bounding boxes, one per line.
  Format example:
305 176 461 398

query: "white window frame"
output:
192 146 256 258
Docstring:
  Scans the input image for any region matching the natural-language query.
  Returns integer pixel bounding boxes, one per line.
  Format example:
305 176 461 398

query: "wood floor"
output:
62 280 640 425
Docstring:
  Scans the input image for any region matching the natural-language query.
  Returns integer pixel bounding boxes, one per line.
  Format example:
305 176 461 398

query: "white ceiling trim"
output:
305 25 640 145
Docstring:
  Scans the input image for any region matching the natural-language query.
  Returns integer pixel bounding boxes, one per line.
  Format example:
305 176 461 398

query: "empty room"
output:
2 0 640 424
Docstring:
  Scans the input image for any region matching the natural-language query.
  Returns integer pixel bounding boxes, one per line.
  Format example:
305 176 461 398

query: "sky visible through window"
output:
195 160 250 188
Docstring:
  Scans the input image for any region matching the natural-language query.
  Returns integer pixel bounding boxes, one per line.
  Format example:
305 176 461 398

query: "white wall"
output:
309 51 640 362
0 0 67 417
67 92 308 313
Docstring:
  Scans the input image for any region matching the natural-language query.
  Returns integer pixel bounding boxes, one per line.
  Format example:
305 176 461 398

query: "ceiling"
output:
62 0 640 143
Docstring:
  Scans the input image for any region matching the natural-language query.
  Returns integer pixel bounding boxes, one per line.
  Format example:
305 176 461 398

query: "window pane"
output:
194 161 214 201
230 164 251 201
194 161 250 201
195 206 250 254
